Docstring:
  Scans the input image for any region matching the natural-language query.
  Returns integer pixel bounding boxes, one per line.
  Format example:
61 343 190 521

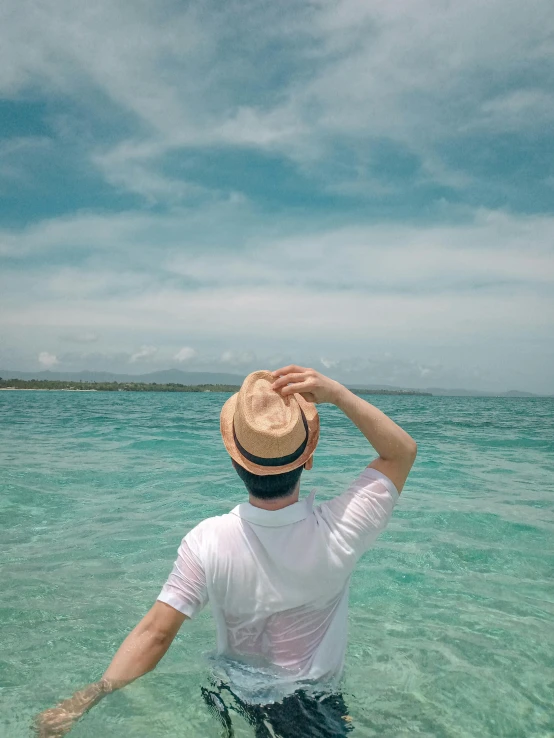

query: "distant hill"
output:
345 383 542 397
502 390 537 398
0 368 247 385
424 386 540 397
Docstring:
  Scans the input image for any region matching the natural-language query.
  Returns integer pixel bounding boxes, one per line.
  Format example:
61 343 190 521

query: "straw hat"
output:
220 370 320 475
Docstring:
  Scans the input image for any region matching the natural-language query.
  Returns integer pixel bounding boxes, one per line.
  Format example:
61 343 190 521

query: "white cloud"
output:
60 331 99 343
174 346 197 362
92 142 210 203
166 208 554 293
130 345 158 363
1 0 552 199
4 205 554 303
38 351 59 367
313 355 450 388
0 205 552 391
221 350 258 367
477 89 554 132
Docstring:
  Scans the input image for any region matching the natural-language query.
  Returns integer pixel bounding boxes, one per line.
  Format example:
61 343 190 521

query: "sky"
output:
1 0 553 392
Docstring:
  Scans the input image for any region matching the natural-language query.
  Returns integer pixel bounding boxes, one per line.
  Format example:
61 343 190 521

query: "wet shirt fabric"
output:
157 467 398 700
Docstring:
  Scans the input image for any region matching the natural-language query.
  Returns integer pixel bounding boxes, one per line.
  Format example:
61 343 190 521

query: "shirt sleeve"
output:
317 467 399 563
157 529 208 619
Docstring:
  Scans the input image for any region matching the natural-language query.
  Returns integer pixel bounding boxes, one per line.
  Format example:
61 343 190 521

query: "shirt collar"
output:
230 489 316 527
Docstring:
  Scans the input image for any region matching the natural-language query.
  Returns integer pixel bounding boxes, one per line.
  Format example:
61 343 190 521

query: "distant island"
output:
0 379 241 393
349 388 431 396
0 378 430 395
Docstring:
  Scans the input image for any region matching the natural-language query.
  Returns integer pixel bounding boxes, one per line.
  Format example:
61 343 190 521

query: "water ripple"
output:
1 392 553 737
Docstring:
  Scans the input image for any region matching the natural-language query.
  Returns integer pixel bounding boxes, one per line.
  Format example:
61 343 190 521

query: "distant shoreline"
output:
0 388 99 392
1 379 547 397
0 380 242 393
0 379 430 396
1 370 546 397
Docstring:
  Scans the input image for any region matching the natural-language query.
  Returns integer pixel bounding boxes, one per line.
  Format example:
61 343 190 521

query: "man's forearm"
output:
333 385 417 461
36 603 185 736
102 621 173 684
36 631 170 736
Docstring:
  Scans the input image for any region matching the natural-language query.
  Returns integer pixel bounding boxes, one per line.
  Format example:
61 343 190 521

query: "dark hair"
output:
232 460 304 500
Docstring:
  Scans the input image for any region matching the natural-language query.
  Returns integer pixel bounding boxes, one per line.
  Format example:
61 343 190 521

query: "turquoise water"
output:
1 391 553 737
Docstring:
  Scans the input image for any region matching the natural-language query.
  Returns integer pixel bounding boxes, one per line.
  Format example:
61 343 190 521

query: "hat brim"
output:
220 392 320 476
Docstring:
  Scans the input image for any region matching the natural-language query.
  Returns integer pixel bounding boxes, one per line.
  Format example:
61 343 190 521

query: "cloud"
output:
312 356 450 387
60 331 99 343
130 345 158 363
0 205 552 392
38 351 59 368
174 346 197 362
165 208 554 295
0 0 552 205
221 350 258 368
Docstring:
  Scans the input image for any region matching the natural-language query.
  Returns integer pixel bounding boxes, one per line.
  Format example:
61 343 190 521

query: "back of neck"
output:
248 485 300 511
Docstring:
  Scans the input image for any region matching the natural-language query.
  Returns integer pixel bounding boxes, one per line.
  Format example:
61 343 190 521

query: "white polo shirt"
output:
158 467 399 701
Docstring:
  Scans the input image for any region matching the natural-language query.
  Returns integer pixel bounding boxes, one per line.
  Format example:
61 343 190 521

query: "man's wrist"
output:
329 381 350 407
99 677 127 695
99 679 112 695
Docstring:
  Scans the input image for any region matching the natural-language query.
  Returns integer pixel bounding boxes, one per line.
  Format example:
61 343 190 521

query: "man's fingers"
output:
35 708 74 737
272 365 307 378
272 372 308 390
280 381 312 396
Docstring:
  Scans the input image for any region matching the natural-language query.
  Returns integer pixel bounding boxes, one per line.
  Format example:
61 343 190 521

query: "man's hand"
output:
272 365 343 405
36 705 81 738
35 681 109 737
273 363 417 492
36 706 74 738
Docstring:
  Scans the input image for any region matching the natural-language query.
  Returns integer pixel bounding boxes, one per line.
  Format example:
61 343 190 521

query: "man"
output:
36 365 417 737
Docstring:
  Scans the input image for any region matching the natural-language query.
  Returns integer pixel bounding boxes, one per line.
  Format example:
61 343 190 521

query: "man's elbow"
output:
137 616 176 651
146 627 174 649
383 438 417 466
404 438 417 462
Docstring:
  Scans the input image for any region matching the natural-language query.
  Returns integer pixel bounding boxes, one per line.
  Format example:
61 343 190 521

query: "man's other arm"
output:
332 385 417 493
35 602 186 737
272 366 417 492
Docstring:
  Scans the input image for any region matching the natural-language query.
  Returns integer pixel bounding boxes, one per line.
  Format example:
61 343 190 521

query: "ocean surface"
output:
1 391 553 738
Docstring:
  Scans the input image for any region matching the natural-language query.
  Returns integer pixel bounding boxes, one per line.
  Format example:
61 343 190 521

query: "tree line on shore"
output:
0 378 430 395
0 378 241 392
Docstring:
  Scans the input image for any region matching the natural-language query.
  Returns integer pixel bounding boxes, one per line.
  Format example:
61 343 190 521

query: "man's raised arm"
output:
272 365 417 492
35 601 186 738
